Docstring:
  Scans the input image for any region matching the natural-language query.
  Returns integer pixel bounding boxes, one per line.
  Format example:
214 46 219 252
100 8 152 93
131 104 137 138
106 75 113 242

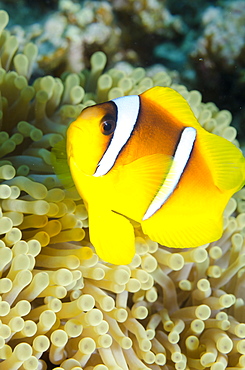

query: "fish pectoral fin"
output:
114 153 172 221
51 137 75 189
88 207 135 265
122 153 172 189
200 131 245 191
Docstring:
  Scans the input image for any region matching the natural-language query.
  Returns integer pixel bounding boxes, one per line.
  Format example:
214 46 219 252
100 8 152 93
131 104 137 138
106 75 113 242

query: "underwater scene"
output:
0 0 245 369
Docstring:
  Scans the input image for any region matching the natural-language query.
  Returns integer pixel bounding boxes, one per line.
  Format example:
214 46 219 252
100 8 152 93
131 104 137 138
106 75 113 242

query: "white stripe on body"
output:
143 127 197 220
93 95 140 177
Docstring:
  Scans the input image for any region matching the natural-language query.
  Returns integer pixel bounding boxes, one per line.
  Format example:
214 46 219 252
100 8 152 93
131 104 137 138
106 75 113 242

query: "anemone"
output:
0 9 245 370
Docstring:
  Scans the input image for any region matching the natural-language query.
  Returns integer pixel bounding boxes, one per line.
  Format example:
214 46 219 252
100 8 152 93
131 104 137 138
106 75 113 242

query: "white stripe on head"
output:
93 95 140 177
143 127 196 220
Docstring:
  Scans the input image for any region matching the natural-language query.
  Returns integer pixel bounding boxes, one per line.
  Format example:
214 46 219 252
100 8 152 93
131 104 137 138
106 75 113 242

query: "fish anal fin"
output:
89 207 135 265
142 208 223 249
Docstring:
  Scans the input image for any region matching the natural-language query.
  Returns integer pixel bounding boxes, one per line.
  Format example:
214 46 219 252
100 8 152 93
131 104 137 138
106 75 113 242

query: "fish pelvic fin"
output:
88 207 135 265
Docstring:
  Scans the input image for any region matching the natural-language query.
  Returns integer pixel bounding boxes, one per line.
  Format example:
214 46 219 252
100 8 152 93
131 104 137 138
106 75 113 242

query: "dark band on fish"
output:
143 126 197 220
93 95 140 177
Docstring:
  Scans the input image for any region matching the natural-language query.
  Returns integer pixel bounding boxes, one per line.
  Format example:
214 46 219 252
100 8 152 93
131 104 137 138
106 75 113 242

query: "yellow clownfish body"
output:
66 87 245 265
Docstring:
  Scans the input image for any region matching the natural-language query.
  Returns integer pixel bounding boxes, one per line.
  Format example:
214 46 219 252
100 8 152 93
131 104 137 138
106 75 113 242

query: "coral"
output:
112 0 184 36
7 0 122 75
190 1 245 148
192 1 245 71
0 8 245 370
5 0 186 75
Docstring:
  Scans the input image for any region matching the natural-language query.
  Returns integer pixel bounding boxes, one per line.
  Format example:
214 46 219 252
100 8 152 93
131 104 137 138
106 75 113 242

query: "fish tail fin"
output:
51 137 75 189
200 130 245 192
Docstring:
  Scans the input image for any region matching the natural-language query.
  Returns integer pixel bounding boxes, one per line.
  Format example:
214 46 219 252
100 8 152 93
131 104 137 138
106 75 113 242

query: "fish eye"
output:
100 119 116 136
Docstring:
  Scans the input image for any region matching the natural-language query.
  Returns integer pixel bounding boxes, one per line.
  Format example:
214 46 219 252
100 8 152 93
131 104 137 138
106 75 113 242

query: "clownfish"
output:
54 87 245 265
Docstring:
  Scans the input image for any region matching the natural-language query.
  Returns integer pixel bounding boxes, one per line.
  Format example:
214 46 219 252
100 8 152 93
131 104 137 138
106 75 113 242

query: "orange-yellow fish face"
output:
66 102 117 175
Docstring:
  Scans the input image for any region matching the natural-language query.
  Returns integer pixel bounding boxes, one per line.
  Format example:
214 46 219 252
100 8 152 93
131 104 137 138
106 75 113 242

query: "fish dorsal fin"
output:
51 138 75 189
142 87 245 192
199 131 245 191
141 86 201 130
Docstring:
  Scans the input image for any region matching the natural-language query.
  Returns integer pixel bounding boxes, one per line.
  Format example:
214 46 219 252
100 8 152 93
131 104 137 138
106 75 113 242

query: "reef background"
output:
0 0 244 145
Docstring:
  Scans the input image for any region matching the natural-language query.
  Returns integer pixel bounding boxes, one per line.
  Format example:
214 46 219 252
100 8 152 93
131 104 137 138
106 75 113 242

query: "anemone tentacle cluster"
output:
0 9 245 370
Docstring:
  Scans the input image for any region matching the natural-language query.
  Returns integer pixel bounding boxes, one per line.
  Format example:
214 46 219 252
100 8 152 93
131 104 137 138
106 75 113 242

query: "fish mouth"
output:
70 123 84 133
